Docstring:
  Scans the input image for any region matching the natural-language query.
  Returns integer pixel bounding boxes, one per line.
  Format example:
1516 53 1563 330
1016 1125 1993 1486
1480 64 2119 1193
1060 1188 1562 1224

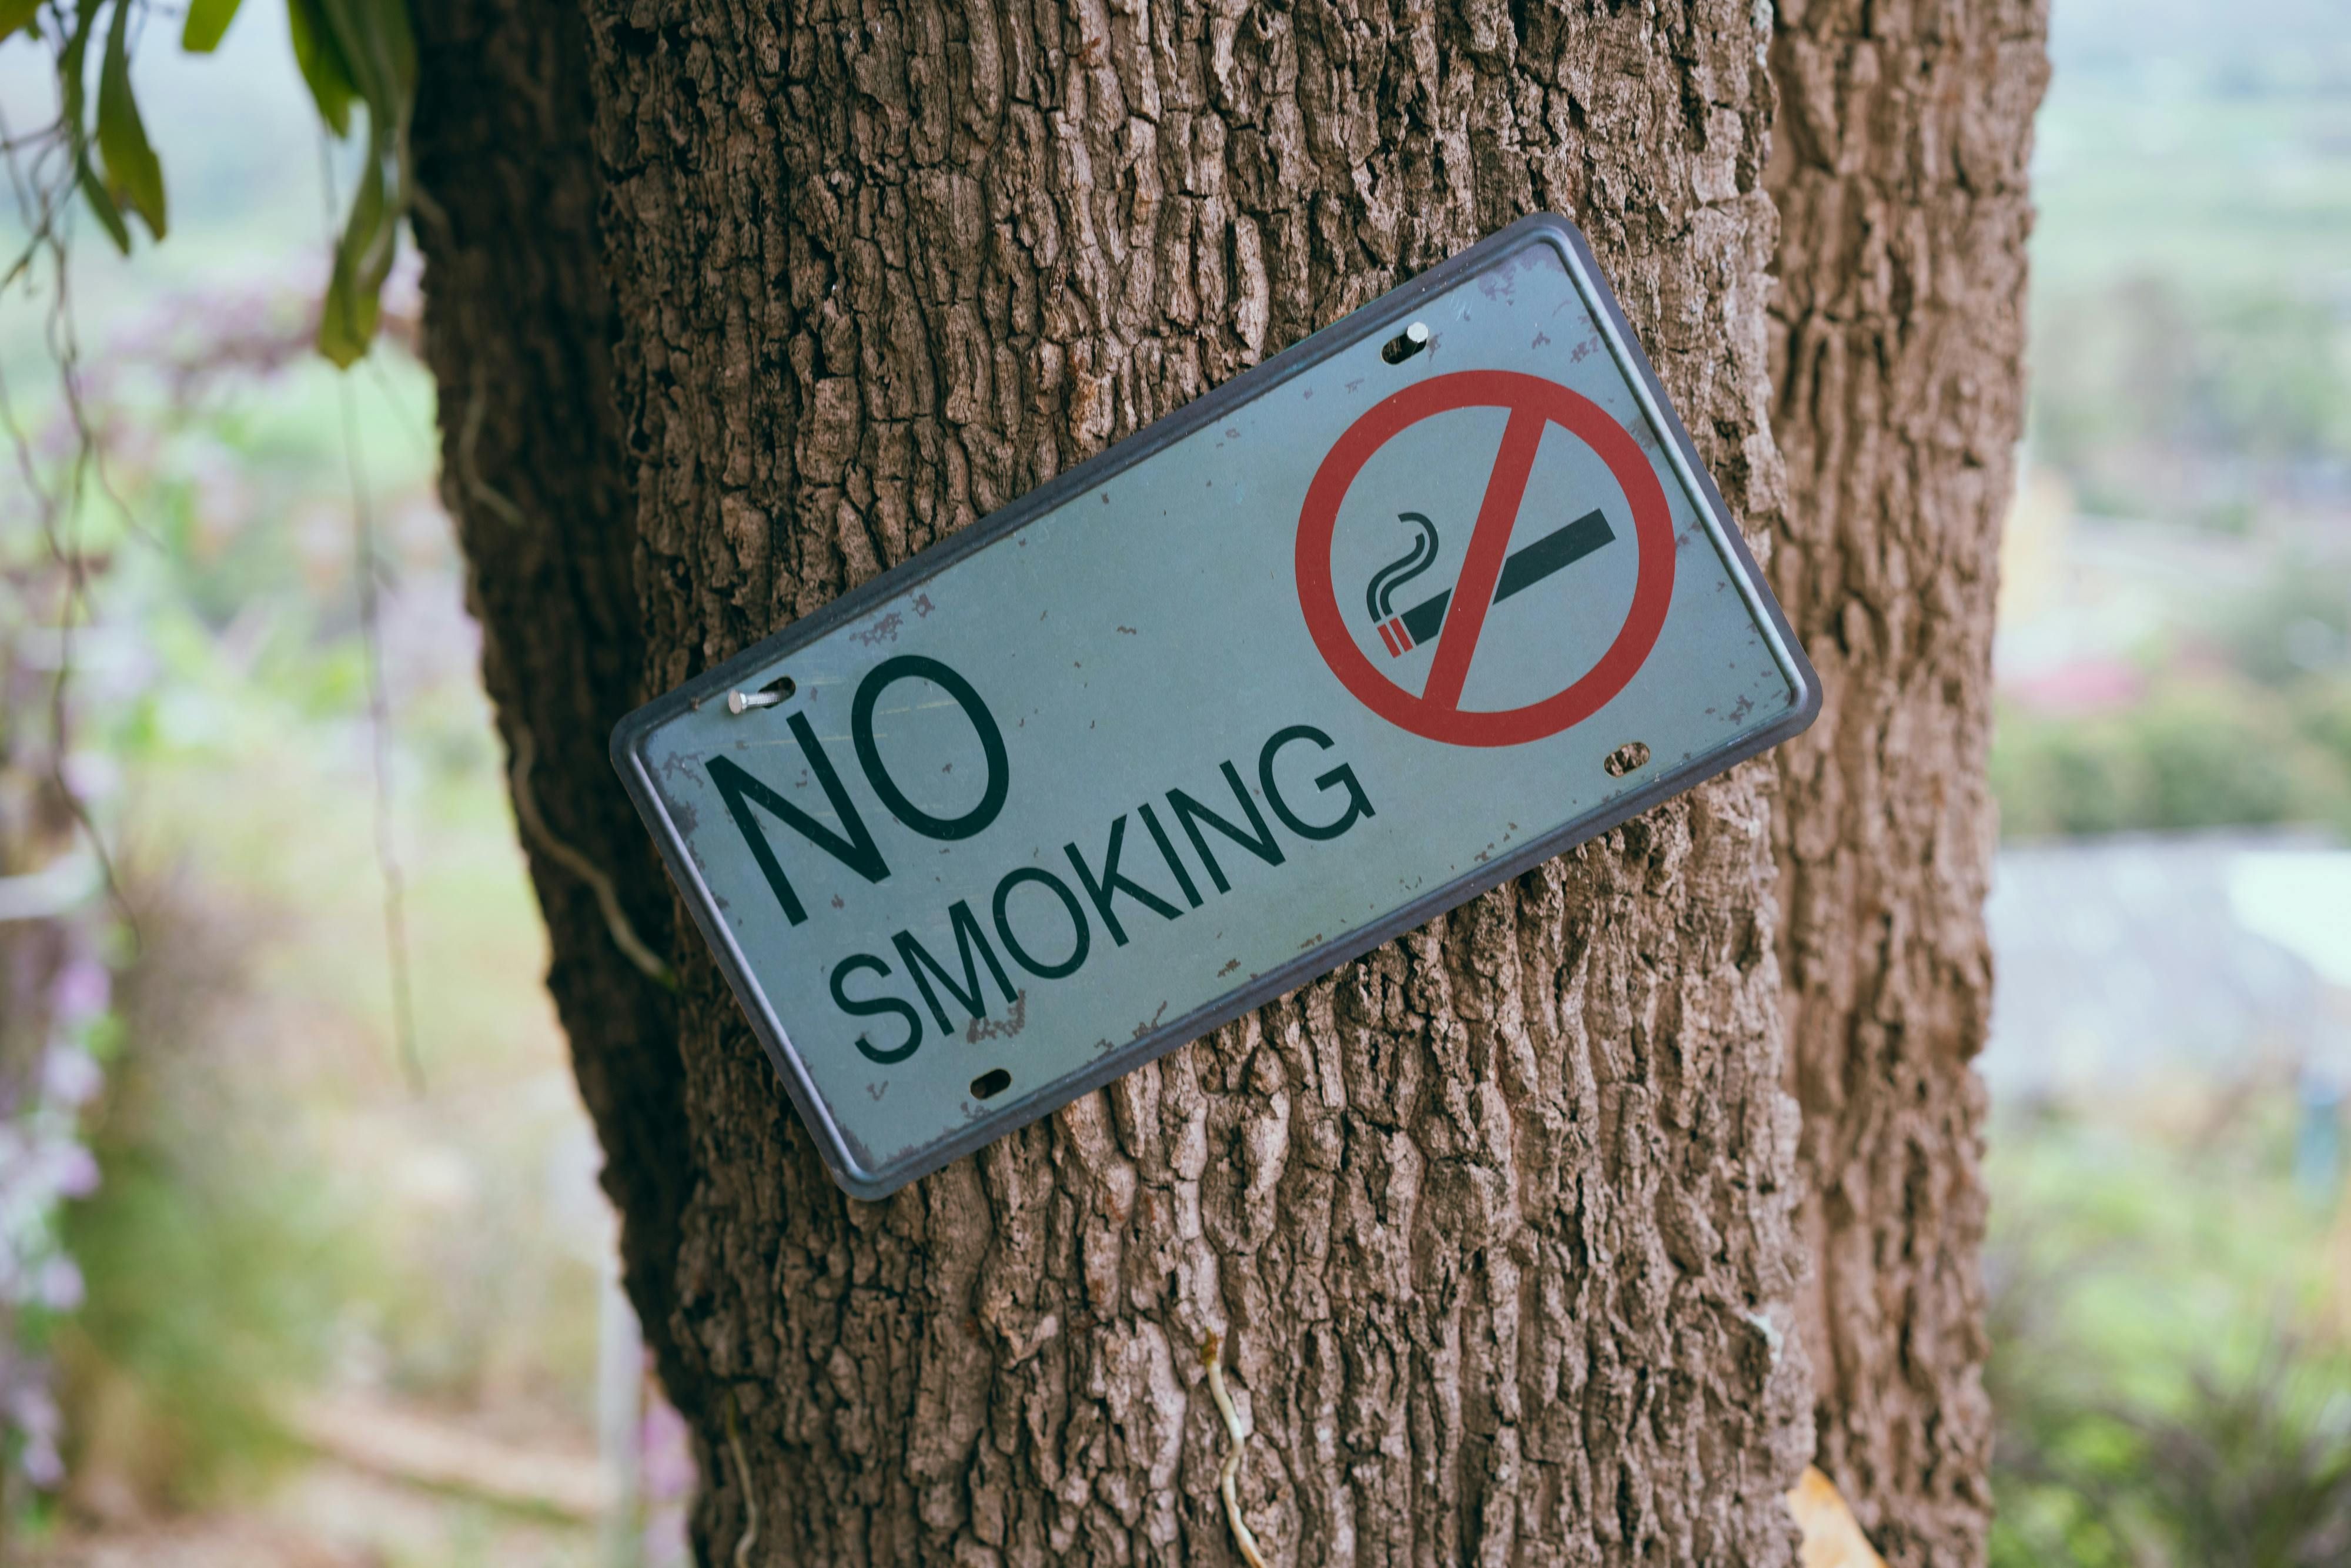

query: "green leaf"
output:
287 0 356 138
59 0 111 243
179 0 242 52
303 0 417 367
76 160 131 253
316 266 375 367
59 0 95 128
2 0 42 41
96 0 165 240
314 0 416 128
316 146 389 367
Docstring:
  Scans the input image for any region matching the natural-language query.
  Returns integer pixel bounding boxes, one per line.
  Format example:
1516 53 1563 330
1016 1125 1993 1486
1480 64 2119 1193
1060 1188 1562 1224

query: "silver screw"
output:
1404 320 1429 346
727 689 783 715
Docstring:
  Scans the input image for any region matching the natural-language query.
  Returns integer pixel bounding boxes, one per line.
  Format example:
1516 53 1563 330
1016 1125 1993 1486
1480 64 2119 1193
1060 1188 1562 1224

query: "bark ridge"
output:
1766 1 2049 1561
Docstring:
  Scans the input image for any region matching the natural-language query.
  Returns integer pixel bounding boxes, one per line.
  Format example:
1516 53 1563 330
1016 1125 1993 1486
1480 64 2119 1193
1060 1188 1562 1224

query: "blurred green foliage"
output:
2296 681 2351 781
1992 544 2351 841
1992 678 2351 841
2219 564 2351 693
1987 1098 2351 1567
0 275 606 1533
59 956 360 1503
2034 283 2351 500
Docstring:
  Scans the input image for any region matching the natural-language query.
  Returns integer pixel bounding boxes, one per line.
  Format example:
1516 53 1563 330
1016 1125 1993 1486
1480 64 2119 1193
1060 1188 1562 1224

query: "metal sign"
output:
612 214 1819 1199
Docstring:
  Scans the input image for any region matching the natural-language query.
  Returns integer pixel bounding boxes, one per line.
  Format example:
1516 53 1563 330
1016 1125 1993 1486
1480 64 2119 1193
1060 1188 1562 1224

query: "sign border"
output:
610 212 1822 1201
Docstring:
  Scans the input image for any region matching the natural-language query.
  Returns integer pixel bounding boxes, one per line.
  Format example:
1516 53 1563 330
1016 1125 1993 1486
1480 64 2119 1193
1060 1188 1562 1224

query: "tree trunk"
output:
1765 3 2048 1563
407 1 2036 1563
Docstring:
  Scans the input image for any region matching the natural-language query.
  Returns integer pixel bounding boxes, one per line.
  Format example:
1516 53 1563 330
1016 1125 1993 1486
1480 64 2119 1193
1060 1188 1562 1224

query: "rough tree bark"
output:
406 1 2039 1563
1765 3 2047 1563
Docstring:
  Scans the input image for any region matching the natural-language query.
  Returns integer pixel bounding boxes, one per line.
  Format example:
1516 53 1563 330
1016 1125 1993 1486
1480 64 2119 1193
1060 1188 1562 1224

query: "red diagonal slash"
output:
1420 407 1547 711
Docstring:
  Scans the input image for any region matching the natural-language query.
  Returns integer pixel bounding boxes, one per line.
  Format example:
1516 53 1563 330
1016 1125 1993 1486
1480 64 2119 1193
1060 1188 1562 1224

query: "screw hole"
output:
971 1068 1012 1101
1604 741 1652 778
1381 321 1430 365
763 674 797 699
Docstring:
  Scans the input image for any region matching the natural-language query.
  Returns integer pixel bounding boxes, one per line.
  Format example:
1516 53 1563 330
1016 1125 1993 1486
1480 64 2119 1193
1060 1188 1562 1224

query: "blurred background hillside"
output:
1 0 2347 1563
1972 2 2351 1562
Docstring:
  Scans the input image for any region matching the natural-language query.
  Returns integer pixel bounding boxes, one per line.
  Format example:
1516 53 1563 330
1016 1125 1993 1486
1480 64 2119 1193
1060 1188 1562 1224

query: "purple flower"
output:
36 1256 83 1312
640 1390 697 1500
43 1045 103 1109
20 1435 63 1489
47 1141 101 1200
5 1382 58 1438
51 957 111 1025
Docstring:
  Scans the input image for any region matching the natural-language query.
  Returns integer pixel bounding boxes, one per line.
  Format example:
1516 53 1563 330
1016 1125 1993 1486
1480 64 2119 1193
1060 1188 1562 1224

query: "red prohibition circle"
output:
1295 368 1676 747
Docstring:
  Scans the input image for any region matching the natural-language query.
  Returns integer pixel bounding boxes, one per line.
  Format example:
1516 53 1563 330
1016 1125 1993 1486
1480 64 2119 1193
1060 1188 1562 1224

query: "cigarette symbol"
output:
1366 507 1617 657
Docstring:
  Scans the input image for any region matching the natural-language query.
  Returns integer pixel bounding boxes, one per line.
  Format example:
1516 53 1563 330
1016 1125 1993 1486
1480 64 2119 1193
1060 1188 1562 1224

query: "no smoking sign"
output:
1297 369 1677 747
616 216 1820 1198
